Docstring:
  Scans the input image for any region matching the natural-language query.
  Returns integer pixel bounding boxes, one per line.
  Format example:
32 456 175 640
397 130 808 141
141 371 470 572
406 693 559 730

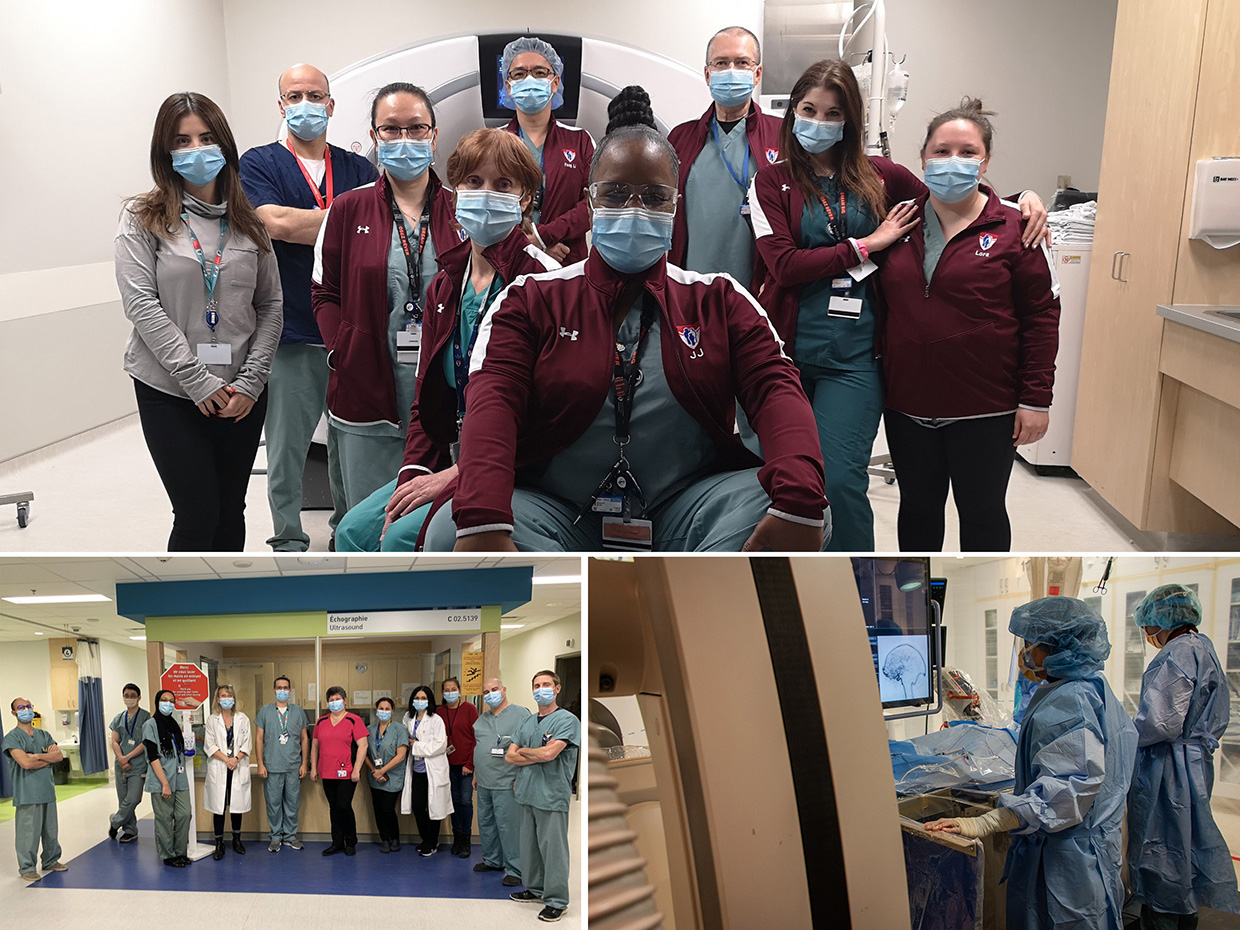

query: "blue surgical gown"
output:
996 673 1138 930
1128 632 1240 915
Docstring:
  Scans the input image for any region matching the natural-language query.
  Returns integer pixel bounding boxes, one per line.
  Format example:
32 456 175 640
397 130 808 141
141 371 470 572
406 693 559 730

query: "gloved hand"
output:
925 806 1020 838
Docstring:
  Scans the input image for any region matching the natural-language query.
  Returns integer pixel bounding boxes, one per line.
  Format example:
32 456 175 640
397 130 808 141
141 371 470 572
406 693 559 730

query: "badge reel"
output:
279 733 289 745
197 306 233 365
827 278 863 320
578 445 653 551
337 762 347 778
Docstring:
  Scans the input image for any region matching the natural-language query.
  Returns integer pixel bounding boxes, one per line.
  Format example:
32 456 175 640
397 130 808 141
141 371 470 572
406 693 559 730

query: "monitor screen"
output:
477 33 583 121
851 558 934 708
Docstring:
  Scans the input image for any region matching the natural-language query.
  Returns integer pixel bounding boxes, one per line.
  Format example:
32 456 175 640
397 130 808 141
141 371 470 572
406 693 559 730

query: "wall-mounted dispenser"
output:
1189 157 1240 249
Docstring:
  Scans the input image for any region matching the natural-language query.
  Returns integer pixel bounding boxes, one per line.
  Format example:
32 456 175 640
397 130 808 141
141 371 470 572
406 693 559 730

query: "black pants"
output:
212 766 243 837
134 378 267 551
409 769 438 850
321 778 357 848
370 787 401 842
1140 907 1198 930
884 410 1017 552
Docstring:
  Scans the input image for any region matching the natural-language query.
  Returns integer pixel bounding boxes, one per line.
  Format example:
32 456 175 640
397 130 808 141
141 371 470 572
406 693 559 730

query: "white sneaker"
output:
282 839 304 850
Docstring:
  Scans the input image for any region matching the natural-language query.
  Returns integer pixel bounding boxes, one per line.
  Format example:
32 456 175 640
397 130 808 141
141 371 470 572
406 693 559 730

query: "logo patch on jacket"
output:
563 149 577 165
766 148 778 164
458 227 469 242
978 233 997 251
676 325 700 349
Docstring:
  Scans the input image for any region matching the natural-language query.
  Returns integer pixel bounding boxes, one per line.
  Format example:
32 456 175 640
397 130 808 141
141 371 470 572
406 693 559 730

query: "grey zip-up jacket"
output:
115 195 283 404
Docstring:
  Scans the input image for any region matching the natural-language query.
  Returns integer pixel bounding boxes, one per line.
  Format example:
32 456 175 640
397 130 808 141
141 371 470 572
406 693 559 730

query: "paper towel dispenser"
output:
1189 157 1240 249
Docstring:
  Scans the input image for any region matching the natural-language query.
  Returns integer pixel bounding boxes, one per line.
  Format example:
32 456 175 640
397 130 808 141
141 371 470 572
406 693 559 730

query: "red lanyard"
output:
815 188 847 241
286 138 334 210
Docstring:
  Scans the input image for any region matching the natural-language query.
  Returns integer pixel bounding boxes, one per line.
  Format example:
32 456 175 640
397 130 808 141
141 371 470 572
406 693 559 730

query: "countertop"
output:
1157 304 1240 344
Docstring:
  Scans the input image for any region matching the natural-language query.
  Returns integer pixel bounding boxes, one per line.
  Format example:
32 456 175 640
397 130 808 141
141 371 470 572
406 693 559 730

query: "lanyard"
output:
124 711 139 739
815 186 847 241
285 138 334 210
276 706 289 737
453 274 503 423
709 118 752 197
387 187 432 321
373 724 387 754
181 214 229 339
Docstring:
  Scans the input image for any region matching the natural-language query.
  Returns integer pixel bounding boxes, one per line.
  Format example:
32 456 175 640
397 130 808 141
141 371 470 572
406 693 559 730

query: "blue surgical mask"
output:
443 691 460 704
219 698 235 709
328 699 344 713
484 691 503 709
923 156 984 203
159 702 176 717
533 687 556 707
412 699 429 712
709 69 755 109
16 708 35 724
275 689 290 702
376 709 392 722
509 76 554 114
377 139 434 181
284 101 329 141
171 144 227 187
455 189 524 246
591 207 675 274
792 115 845 155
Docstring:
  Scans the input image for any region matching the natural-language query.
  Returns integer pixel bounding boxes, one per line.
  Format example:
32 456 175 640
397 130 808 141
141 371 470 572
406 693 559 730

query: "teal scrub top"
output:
513 707 580 812
253 702 309 772
922 201 949 284
794 174 879 371
332 215 436 438
141 717 189 794
684 119 758 289
367 720 409 793
444 272 505 389
535 308 719 513
2 726 57 806
109 708 151 777
520 132 545 225
472 703 531 790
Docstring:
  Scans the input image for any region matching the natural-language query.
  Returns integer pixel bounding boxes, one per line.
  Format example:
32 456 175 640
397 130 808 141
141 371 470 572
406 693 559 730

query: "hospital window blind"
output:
984 609 998 698
1123 590 1148 714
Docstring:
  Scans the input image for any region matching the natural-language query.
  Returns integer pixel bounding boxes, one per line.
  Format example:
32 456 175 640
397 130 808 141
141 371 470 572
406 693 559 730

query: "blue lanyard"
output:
123 711 139 739
453 275 503 421
709 118 752 197
181 214 229 335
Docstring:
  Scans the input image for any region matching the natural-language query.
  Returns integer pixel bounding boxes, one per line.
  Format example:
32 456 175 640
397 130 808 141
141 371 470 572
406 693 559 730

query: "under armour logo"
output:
357 225 370 234
781 184 790 192
436 303 445 314
558 327 578 340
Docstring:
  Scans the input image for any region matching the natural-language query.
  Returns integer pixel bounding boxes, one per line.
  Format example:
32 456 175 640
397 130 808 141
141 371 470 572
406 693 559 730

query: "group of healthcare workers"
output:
926 585 1239 930
11 670 580 922
116 24 1060 554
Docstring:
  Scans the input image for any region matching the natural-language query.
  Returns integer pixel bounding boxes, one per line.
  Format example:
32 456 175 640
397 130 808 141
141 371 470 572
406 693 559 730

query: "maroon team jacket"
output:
398 228 560 483
503 115 594 264
877 186 1061 419
449 251 829 536
666 101 783 268
311 171 464 429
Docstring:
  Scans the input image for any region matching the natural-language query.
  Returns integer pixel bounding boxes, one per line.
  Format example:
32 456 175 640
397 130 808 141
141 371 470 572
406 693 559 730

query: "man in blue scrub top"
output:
240 63 377 551
507 671 580 923
3 698 68 881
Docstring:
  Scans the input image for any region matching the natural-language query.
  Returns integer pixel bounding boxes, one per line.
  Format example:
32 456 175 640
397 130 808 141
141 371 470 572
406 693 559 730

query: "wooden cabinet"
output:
48 639 79 710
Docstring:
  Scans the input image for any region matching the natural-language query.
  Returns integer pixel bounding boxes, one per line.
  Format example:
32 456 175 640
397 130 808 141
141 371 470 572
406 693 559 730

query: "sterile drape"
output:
76 639 108 775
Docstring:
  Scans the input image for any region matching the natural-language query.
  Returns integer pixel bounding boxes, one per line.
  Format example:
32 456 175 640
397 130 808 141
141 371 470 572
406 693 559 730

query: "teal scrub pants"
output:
478 785 523 879
326 425 405 517
14 802 61 873
334 477 432 551
798 363 884 552
423 467 830 552
265 344 341 549
150 790 191 860
110 769 144 837
520 804 570 910
264 771 302 842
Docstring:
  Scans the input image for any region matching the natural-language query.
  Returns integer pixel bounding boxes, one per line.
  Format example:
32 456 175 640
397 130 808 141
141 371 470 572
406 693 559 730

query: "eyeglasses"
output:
13 704 33 712
589 182 678 210
508 67 555 81
375 124 435 141
707 58 758 71
281 91 329 105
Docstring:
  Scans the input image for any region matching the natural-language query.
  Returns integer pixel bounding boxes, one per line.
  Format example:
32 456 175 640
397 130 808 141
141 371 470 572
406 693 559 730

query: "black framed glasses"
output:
589 182 678 210
508 67 555 81
375 124 435 141
281 91 329 105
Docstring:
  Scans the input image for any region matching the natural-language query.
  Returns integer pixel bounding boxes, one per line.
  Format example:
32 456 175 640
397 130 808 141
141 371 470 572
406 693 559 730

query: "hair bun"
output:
960 96 996 117
606 85 656 134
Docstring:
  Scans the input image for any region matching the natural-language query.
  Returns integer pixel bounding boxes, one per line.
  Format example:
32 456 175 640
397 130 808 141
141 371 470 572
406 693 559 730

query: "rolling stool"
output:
2 490 34 528
868 453 897 485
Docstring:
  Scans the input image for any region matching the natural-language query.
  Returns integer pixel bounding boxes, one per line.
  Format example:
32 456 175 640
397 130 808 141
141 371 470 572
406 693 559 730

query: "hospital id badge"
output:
396 326 421 366
827 296 863 319
847 257 878 281
601 516 653 550
491 747 505 756
197 342 233 364
337 763 347 778
591 493 624 515
278 734 289 745
177 763 185 774
831 277 854 293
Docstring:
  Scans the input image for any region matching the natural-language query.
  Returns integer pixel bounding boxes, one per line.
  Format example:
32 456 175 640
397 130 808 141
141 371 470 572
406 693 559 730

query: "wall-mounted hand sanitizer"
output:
1189 158 1240 249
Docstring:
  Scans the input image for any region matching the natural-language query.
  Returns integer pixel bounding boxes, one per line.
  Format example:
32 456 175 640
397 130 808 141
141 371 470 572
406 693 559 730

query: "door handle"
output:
1111 251 1122 280
1117 251 1131 283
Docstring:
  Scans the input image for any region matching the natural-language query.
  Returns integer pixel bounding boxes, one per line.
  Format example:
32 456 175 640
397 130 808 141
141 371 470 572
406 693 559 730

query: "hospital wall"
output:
496 613 582 709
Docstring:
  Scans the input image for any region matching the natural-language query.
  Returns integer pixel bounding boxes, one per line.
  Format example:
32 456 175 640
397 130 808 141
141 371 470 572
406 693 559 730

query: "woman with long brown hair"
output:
116 91 282 551
749 60 1046 552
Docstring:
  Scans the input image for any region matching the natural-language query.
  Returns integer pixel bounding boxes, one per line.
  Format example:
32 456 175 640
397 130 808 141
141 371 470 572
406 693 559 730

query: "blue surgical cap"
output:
1134 584 1202 631
500 36 565 111
1009 596 1112 680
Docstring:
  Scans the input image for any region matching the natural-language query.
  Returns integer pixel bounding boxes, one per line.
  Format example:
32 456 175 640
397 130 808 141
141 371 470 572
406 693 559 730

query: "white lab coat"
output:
400 711 452 821
203 711 253 814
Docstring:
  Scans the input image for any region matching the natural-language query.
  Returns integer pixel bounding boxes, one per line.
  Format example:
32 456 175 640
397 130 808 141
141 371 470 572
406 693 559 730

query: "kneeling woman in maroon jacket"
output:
879 99 1061 552
422 92 829 553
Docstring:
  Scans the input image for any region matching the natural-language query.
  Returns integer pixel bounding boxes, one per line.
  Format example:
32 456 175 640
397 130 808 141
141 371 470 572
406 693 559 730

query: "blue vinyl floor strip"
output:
26 821 517 898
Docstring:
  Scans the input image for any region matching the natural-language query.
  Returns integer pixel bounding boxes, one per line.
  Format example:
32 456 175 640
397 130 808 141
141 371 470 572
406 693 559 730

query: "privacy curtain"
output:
76 639 108 775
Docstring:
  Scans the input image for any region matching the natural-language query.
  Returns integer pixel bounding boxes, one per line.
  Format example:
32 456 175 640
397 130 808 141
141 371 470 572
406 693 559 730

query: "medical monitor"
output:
851 558 934 708
478 33 583 121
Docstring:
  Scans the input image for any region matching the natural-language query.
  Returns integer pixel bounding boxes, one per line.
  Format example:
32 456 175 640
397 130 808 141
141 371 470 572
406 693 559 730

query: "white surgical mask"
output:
123 696 139 708
328 699 344 713
443 690 460 704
